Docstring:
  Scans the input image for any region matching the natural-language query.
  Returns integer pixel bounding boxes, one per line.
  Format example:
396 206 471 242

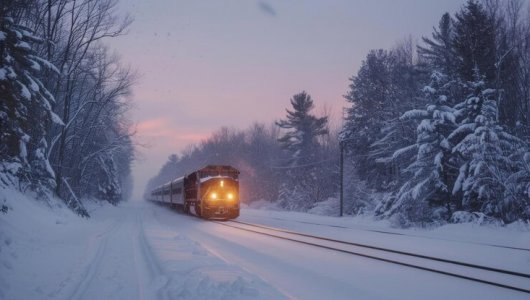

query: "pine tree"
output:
342 47 428 190
453 0 497 83
418 13 458 78
341 50 397 185
276 91 328 166
276 91 328 210
0 1 63 195
450 74 523 221
384 71 458 223
504 151 530 222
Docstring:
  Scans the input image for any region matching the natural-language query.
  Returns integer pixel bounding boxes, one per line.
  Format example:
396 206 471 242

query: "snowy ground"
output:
1 188 529 300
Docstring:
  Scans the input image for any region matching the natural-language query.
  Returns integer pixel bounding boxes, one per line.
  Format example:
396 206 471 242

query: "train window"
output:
201 171 219 177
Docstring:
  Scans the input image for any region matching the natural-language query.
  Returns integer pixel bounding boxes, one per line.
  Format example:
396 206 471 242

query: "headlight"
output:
227 193 234 200
210 192 217 200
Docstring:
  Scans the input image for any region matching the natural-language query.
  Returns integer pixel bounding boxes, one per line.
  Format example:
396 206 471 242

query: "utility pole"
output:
339 107 348 218
339 141 344 217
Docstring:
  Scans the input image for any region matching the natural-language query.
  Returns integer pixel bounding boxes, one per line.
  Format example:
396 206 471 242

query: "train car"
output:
149 165 240 219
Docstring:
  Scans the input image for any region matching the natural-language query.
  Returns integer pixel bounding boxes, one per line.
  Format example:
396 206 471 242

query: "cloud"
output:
136 117 210 148
137 118 168 134
258 1 277 17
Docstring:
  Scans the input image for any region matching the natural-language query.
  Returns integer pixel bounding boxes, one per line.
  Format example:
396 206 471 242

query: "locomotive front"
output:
200 176 239 219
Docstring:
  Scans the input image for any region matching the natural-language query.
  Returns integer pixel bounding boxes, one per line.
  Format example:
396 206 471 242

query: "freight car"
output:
149 165 240 219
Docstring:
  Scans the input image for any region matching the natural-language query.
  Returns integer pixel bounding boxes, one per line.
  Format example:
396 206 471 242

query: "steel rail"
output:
212 220 530 294
263 216 530 252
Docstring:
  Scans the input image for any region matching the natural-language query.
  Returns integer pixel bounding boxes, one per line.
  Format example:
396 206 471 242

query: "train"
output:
148 165 240 219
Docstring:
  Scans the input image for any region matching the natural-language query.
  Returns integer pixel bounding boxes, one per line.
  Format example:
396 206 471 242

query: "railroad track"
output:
213 220 530 294
263 216 530 252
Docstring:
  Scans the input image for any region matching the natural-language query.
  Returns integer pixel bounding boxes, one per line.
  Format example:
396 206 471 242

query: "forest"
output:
147 0 530 226
0 0 135 217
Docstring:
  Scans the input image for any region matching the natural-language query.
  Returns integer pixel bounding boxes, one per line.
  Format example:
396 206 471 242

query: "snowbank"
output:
0 187 90 299
0 188 287 300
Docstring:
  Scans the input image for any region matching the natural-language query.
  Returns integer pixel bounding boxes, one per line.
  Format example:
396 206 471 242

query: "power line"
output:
270 158 337 169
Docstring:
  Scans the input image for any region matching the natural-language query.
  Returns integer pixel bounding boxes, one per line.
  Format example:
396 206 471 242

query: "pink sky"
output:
109 0 466 200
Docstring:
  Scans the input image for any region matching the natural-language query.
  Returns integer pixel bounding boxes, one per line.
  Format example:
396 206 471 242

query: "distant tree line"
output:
0 0 135 216
341 0 530 226
146 91 339 212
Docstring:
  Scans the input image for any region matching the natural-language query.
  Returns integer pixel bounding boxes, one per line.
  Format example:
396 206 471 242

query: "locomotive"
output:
149 165 240 219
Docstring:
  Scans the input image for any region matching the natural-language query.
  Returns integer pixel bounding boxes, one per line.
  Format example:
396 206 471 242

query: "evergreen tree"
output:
453 0 497 83
276 91 329 210
342 47 427 191
0 0 62 196
276 91 328 166
383 72 458 223
504 151 530 222
450 75 523 221
418 13 458 78
341 50 396 185
341 0 530 224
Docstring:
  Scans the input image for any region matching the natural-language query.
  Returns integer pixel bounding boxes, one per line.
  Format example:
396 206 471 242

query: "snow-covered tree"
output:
341 50 395 185
378 72 458 224
342 46 428 192
275 91 330 210
504 151 530 222
450 75 523 221
0 1 62 197
339 0 530 225
244 123 283 203
96 156 122 205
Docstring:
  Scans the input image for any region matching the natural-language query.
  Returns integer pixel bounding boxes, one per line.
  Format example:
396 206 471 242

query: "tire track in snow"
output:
46 215 122 300
67 238 109 299
135 209 169 300
67 205 161 300
132 212 148 300
63 217 123 300
95 218 121 238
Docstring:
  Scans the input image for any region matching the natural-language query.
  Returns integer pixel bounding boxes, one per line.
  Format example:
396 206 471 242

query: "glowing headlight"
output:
210 192 217 200
227 193 234 200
